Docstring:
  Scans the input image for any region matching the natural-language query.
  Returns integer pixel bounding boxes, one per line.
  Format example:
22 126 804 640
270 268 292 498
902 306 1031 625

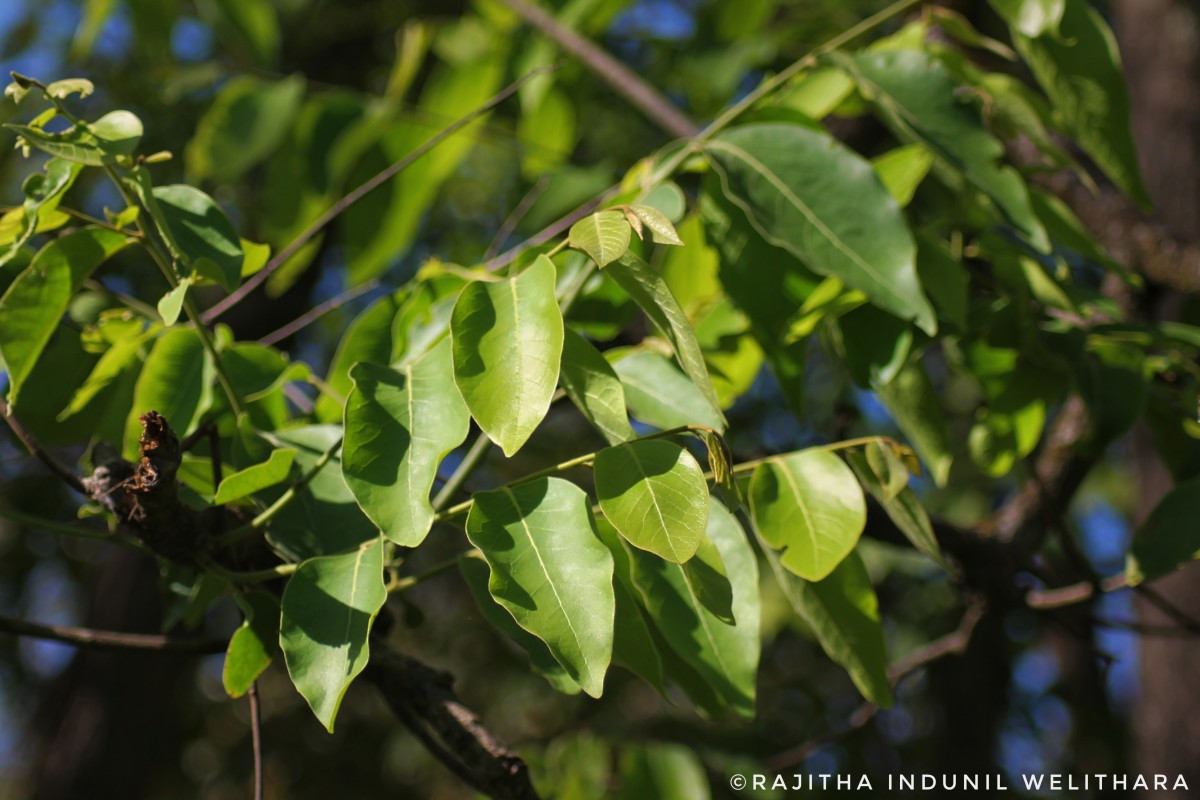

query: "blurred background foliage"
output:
0 0 1189 797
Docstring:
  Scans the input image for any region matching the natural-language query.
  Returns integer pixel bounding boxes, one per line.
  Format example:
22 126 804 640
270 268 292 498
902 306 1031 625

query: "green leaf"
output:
7 110 143 165
459 555 583 695
1010 0 1150 207
568 209 632 268
0 157 81 268
871 143 934 208
835 50 1049 251
280 537 386 732
223 592 280 698
846 449 945 567
0 227 132 406
314 291 401 423
610 349 725 432
750 450 867 582
197 0 281 66
58 323 157 424
123 327 215 459
988 0 1065 38
185 75 304 183
151 185 244 291
606 253 725 423
517 85 576 178
762 544 892 707
626 205 684 246
559 328 634 445
214 448 297 505
222 343 308 402
837 305 913 387
595 439 710 564
875 359 953 486
1127 477 1200 585
156 278 191 326
1075 343 1145 447
451 255 564 456
707 123 936 334
342 340 470 546
594 519 667 693
626 499 759 718
465 478 615 698
617 743 711 800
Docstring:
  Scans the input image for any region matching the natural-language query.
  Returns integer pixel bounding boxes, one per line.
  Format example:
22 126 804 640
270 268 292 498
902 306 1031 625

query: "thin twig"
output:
248 682 264 800
766 600 986 770
0 507 146 551
431 433 492 512
259 278 381 346
0 612 225 653
484 175 548 261
496 0 698 139
202 64 562 324
1026 573 1128 609
0 398 87 494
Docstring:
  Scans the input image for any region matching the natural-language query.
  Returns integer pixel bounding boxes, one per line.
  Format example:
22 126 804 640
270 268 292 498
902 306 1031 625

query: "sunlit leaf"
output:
559 328 635 445
569 209 632 268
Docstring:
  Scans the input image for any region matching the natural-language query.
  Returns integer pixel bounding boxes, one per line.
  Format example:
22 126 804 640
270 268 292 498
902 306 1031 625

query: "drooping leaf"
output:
156 278 191 326
214 448 297 505
750 449 866 582
846 449 945 567
459 555 583 695
280 537 386 731
222 343 309 402
1127 477 1200 585
186 74 304 183
451 255 563 456
568 209 632 268
559 328 635 445
58 323 157 424
594 519 667 694
465 478 615 698
1010 0 1150 207
606 253 725 423
626 205 684 246
835 50 1049 251
0 227 132 406
610 349 726 432
46 78 95 99
123 327 215 459
342 340 469 546
706 123 936 334
761 544 892 707
626 499 759 719
6 109 143 165
875 359 953 486
595 439 710 564
223 592 280 698
151 185 244 291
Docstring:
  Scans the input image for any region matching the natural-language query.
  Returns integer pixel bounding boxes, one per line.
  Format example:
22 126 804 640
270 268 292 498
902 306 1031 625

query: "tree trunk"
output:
1113 0 1200 793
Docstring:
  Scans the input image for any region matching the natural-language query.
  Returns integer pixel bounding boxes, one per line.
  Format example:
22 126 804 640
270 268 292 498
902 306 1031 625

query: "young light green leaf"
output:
465 478 615 698
58 324 156 423
0 227 132 406
835 50 1049 251
750 449 866 581
280 537 387 732
123 327 215 459
7 110 143 165
871 143 934 208
459 555 583 695
223 592 280 698
151 185 244 291
342 340 470 547
606 253 725 423
1009 0 1150 208
627 205 684 246
214 448 297 505
568 209 632 268
875 359 953 486
560 328 634 445
761 544 892 707
451 255 564 456
610 349 726 432
706 123 935 335
595 439 710 564
626 499 759 719
46 78 95 99
156 278 191 326
1127 477 1200 585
